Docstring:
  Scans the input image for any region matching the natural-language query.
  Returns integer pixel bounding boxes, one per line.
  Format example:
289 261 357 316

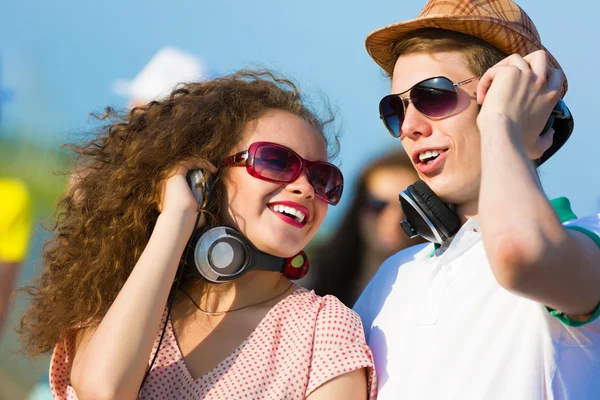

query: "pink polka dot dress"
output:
49 288 377 399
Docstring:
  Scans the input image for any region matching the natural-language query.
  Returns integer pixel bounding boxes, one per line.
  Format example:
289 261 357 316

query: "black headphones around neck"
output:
399 99 574 244
184 169 309 283
399 180 461 244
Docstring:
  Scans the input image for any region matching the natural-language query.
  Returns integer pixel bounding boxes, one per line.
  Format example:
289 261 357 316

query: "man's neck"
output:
455 200 479 225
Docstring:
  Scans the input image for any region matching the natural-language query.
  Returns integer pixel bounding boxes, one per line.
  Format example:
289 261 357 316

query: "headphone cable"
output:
138 211 202 394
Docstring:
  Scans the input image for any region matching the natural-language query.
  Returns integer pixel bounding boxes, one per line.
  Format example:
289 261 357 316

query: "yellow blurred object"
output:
0 178 32 262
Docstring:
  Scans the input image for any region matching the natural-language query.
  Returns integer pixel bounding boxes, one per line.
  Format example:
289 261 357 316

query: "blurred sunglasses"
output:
223 141 344 205
364 192 390 214
379 76 480 138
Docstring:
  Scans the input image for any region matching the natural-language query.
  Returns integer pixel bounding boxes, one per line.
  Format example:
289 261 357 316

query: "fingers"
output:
157 158 219 213
477 65 516 104
546 67 565 98
523 51 563 100
167 159 219 179
180 159 219 174
524 51 564 106
523 50 548 81
477 54 529 103
476 68 495 104
477 51 555 104
536 128 555 158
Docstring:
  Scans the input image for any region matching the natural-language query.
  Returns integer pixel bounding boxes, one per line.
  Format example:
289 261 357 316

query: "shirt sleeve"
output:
305 295 377 399
549 213 600 327
49 331 80 400
0 179 33 262
563 213 600 249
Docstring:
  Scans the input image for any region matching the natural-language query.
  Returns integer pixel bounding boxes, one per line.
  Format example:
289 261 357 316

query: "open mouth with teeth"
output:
271 204 306 224
418 149 446 165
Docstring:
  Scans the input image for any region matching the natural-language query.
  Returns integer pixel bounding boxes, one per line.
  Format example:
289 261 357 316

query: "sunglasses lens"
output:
253 144 301 182
379 77 460 137
310 164 344 205
246 142 343 205
380 95 405 138
411 77 458 118
364 193 388 214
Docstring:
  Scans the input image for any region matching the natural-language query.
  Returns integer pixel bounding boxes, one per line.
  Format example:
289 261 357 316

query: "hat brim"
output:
365 14 567 95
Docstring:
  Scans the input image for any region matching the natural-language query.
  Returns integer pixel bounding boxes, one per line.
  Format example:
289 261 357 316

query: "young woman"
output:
19 70 376 399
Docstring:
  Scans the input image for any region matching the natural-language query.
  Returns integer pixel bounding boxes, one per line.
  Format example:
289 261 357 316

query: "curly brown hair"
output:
18 70 337 356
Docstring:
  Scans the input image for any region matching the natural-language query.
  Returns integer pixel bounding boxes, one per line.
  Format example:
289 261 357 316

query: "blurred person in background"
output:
19 70 375 399
0 178 32 340
0 60 30 341
308 148 424 306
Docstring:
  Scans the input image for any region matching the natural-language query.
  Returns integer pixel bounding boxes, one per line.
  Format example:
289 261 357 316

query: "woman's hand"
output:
476 50 564 160
72 157 218 400
158 159 218 218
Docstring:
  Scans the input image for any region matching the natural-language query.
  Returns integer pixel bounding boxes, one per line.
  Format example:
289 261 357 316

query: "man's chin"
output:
422 177 450 197
432 185 480 208
423 179 463 205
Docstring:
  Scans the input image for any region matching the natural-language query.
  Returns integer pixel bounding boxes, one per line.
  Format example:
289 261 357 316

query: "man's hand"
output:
476 50 564 160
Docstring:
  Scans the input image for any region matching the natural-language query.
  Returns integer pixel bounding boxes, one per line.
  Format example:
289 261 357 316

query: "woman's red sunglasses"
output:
222 141 344 205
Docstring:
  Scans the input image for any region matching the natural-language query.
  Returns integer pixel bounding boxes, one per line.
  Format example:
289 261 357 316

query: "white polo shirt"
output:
354 198 600 400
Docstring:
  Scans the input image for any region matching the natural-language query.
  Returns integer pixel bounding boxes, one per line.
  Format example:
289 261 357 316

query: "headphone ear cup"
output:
188 227 251 283
184 226 305 283
408 180 461 242
536 100 574 166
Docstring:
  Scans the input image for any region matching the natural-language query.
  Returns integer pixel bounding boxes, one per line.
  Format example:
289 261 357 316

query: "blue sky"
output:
1 0 599 227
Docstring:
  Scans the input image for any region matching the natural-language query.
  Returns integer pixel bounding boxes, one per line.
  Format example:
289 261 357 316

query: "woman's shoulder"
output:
292 289 376 398
286 286 355 310
282 287 365 336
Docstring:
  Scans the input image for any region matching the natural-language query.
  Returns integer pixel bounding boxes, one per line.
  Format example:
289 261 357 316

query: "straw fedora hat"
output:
365 0 567 94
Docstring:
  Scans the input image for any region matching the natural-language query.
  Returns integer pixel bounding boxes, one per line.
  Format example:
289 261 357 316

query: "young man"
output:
353 0 600 398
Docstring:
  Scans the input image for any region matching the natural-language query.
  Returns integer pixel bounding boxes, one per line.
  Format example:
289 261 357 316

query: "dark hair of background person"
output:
309 148 423 306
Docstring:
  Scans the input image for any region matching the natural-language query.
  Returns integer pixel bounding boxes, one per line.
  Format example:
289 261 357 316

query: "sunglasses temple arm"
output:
223 151 249 166
455 75 481 87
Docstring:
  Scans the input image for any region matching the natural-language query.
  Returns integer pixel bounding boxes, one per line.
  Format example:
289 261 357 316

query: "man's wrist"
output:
478 112 515 139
